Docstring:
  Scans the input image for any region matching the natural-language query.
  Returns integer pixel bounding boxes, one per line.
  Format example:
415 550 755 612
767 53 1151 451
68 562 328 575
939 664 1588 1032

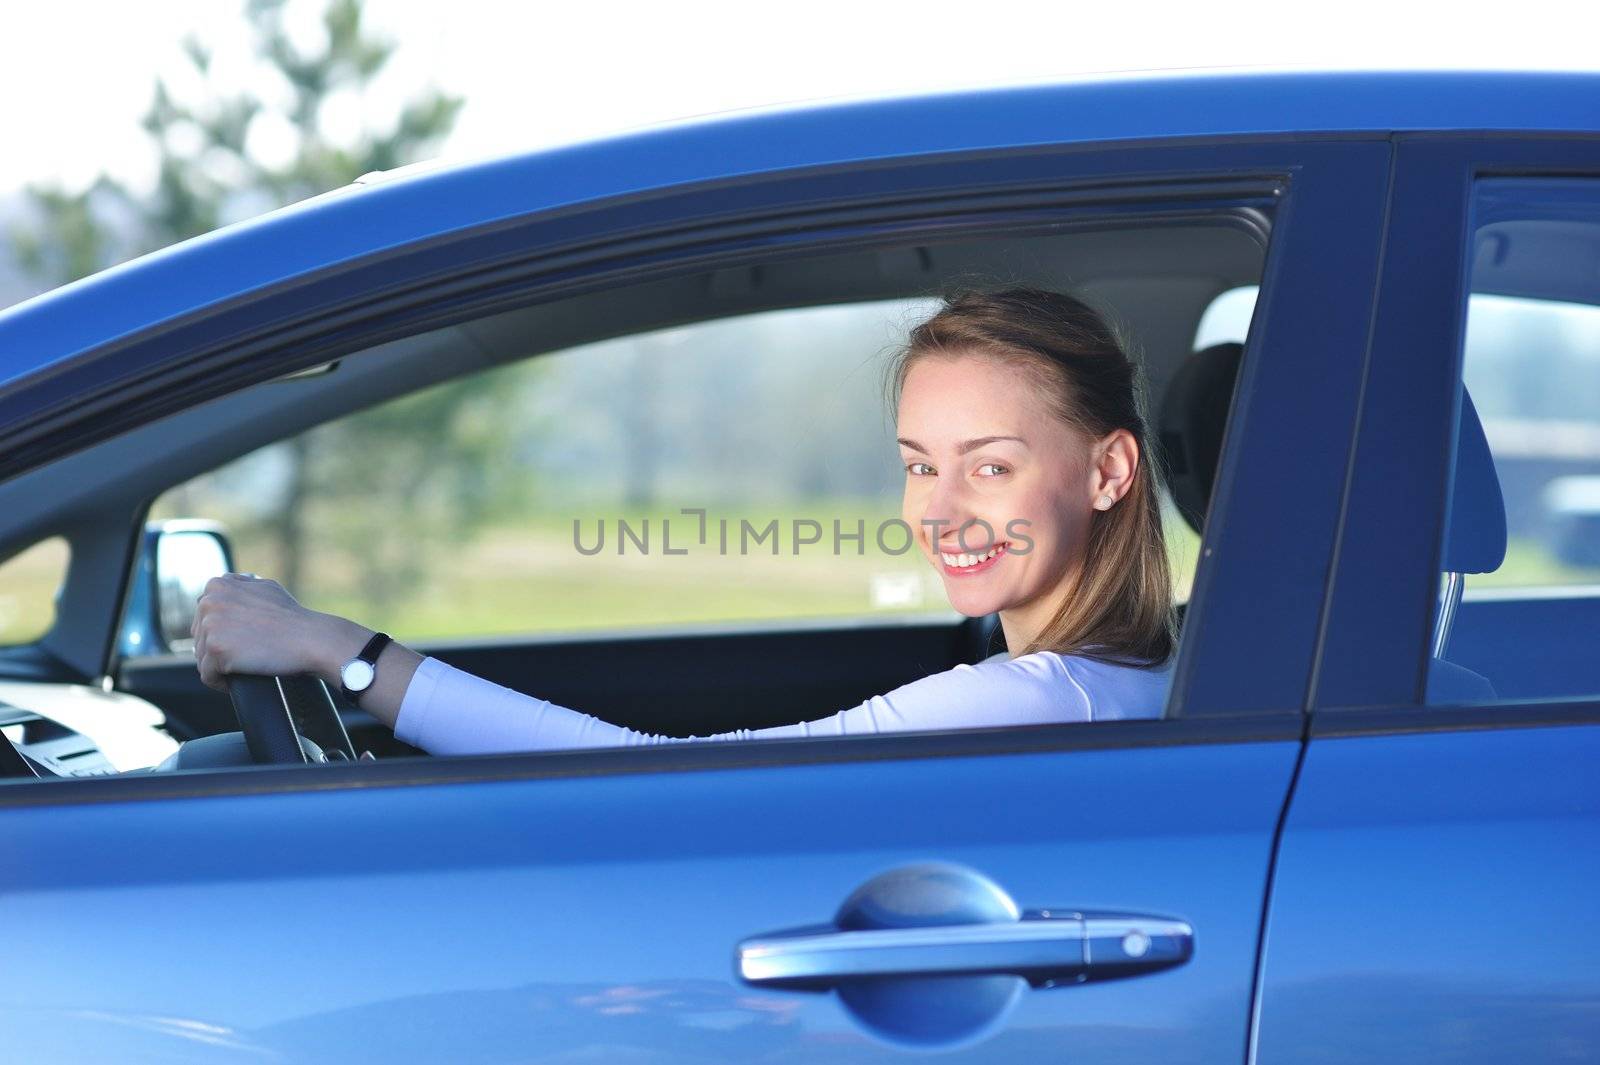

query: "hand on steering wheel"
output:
195 573 375 765
193 573 355 690
228 673 361 765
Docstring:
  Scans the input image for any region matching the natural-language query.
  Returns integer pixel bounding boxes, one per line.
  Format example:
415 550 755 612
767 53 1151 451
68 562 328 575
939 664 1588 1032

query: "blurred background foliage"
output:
9 0 528 616
13 0 460 276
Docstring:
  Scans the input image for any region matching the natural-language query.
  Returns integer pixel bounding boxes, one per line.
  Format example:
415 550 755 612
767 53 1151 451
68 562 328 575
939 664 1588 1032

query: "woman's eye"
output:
906 462 936 476
975 463 1009 477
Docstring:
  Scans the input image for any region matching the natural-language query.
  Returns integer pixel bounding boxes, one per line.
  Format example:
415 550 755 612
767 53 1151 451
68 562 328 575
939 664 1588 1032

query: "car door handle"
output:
738 911 1193 990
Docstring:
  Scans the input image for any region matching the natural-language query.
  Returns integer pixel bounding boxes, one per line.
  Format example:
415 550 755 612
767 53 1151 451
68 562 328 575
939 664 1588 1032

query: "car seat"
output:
1157 344 1503 702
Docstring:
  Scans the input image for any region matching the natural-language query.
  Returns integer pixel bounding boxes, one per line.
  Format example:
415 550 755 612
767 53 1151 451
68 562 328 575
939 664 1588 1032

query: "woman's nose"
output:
920 477 980 545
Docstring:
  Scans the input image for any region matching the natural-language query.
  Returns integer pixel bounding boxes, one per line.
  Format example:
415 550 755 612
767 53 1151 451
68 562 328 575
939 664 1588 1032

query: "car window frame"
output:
1311 132 1600 735
0 134 1396 801
3 146 1297 682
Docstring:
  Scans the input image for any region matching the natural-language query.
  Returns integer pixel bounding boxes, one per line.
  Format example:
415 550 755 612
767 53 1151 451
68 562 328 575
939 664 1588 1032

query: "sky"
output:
3 0 1599 199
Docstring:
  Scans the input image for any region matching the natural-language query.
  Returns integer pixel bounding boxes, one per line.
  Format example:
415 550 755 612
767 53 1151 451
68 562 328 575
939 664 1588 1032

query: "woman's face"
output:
897 352 1099 625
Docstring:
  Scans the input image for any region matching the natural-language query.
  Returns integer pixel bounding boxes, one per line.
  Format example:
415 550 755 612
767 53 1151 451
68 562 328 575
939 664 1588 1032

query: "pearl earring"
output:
1095 494 1114 510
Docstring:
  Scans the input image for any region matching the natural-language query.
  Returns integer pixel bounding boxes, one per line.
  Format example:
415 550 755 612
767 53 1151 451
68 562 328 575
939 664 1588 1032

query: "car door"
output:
0 129 1389 1063
1254 137 1600 1062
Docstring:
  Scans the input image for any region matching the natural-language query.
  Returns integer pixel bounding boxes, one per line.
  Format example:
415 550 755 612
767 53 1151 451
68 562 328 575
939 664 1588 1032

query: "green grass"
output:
298 503 951 641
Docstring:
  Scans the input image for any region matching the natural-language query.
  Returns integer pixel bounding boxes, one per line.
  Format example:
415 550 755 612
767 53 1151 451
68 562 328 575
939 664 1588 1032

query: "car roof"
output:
2 68 1598 392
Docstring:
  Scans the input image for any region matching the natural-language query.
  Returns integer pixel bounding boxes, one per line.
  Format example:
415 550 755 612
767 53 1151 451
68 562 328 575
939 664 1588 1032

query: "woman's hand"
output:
191 573 369 692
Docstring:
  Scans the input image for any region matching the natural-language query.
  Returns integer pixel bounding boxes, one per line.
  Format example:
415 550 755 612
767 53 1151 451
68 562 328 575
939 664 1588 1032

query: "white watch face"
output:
341 658 375 692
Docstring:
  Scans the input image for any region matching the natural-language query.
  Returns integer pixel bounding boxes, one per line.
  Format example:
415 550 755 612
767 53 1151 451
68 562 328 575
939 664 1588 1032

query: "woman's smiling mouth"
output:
939 541 1009 576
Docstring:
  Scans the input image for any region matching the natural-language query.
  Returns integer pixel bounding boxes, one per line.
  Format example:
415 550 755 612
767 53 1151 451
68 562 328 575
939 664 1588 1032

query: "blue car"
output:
0 70 1596 1062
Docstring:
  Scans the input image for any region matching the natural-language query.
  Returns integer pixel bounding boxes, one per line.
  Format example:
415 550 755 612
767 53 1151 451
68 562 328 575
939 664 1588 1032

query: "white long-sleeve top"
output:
393 649 1175 756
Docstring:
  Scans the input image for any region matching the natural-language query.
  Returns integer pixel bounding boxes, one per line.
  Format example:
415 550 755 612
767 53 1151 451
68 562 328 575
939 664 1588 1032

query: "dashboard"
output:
0 680 177 777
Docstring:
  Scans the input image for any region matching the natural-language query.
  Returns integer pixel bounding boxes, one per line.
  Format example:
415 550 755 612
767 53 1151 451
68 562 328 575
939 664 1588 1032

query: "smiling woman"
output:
893 288 1173 664
189 287 1178 753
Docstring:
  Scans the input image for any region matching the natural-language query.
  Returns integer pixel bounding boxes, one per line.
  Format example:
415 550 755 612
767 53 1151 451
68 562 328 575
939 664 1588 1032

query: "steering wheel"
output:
227 674 360 765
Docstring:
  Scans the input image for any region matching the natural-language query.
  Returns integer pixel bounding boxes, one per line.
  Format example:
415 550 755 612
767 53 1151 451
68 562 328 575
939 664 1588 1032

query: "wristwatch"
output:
339 632 392 705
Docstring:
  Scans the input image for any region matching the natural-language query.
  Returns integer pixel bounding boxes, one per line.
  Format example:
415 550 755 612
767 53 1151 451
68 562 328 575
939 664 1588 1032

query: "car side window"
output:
0 538 70 647
149 291 1232 650
152 300 960 644
1193 284 1258 350
1429 177 1600 705
144 214 1273 697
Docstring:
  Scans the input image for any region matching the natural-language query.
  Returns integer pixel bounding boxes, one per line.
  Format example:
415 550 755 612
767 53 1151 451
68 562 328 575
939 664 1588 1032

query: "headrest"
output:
1445 389 1507 574
1156 341 1505 575
1157 342 1243 533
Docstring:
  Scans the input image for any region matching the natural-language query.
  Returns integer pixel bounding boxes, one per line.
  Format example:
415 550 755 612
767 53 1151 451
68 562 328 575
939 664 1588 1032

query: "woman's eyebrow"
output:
958 435 1028 453
897 435 1028 454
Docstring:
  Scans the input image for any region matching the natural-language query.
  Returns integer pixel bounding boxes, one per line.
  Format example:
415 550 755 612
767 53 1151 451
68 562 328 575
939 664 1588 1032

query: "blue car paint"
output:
1314 137 1483 709
1254 134 1600 1063
0 740 1297 1062
1172 138 1390 716
1255 725 1600 1063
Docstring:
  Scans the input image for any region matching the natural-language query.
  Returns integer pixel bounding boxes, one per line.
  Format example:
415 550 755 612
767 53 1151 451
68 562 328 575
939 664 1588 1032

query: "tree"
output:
10 0 523 611
15 0 463 279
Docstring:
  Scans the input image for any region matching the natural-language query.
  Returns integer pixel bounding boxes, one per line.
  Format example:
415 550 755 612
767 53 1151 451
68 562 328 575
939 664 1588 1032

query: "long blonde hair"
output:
890 288 1174 665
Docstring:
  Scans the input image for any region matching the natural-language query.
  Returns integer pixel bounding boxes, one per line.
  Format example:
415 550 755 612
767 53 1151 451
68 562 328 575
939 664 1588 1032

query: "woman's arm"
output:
393 655 904 753
392 647 1107 755
191 572 1124 756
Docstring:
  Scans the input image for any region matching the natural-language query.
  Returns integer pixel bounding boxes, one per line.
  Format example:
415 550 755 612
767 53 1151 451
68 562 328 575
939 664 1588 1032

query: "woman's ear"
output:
1090 429 1139 511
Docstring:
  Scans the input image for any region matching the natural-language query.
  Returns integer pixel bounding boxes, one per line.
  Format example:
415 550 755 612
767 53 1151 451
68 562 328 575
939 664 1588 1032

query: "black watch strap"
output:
340 631 392 704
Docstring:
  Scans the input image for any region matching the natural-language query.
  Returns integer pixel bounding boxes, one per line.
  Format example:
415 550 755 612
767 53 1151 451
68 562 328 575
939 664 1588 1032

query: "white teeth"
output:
941 544 1006 568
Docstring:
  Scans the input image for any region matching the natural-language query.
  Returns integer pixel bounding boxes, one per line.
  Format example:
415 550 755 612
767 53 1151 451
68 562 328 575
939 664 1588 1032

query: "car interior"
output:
0 211 1276 776
1435 210 1600 705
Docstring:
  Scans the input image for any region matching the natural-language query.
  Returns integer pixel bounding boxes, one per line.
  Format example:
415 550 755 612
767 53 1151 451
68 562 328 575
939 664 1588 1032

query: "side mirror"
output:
118 521 236 658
